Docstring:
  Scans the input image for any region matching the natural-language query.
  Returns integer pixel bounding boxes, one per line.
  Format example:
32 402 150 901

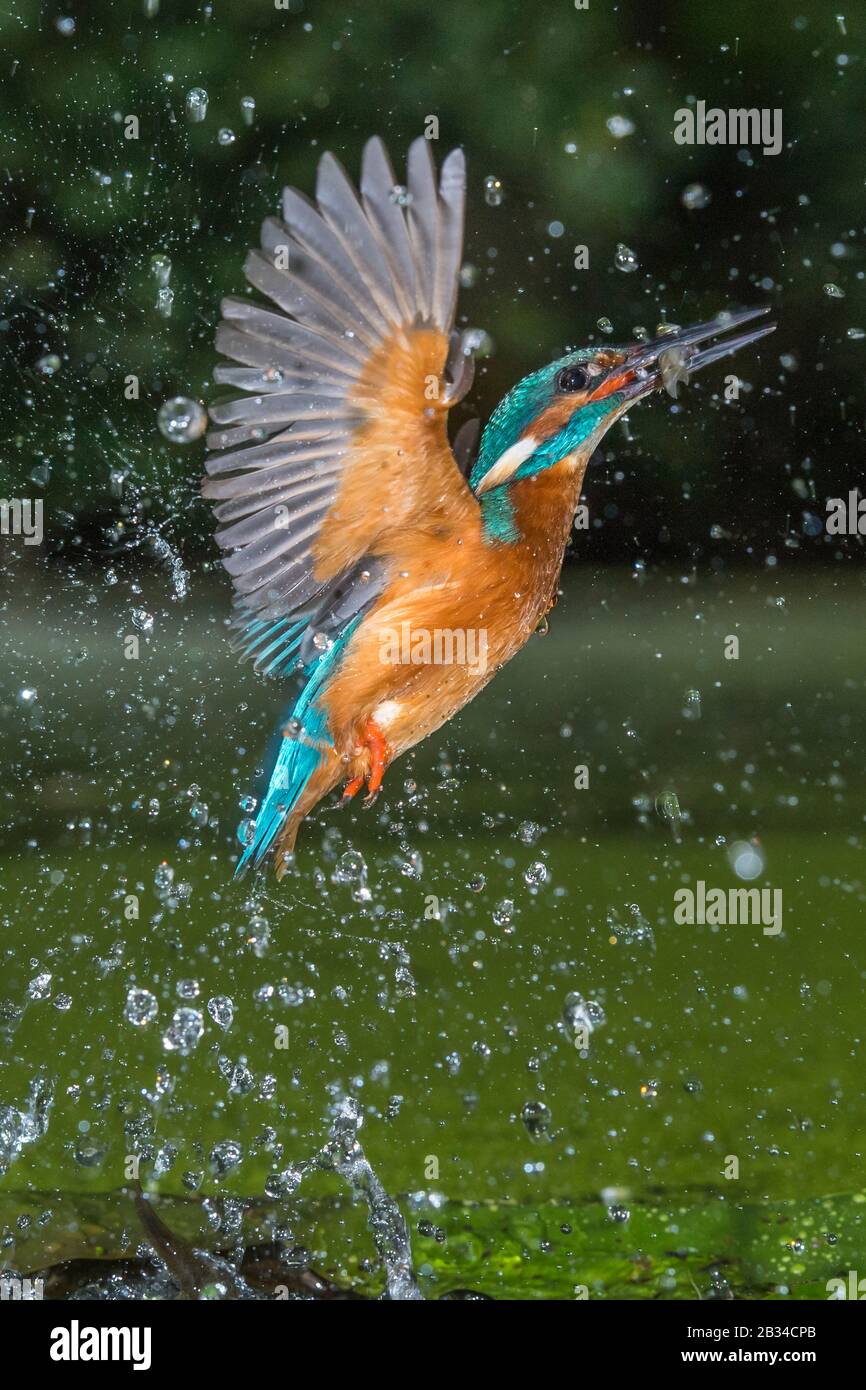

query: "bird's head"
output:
469 307 775 539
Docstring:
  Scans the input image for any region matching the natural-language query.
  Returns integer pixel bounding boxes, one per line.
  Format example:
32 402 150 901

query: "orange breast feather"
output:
321 452 587 762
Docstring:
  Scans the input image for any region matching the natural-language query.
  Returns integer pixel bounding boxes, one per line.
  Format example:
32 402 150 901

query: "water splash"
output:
318 1098 422 1300
149 531 190 599
0 1071 53 1176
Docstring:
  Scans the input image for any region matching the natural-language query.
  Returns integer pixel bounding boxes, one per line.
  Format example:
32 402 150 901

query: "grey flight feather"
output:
202 136 471 668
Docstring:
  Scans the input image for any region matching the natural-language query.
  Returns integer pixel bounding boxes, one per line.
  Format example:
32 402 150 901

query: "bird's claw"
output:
339 774 365 807
340 717 390 807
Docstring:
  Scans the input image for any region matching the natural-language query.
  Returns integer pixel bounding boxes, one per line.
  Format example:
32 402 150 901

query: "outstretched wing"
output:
202 136 478 672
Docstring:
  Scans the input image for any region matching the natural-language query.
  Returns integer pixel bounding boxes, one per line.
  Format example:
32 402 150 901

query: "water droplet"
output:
157 396 207 444
185 88 208 122
597 316 614 334
459 262 478 288
190 799 208 826
492 898 515 929
28 971 52 1001
824 282 845 298
521 1100 551 1137
217 128 236 147
484 174 504 207
727 839 765 881
463 327 494 357
846 327 864 340
156 285 174 317
17 687 38 706
207 995 234 1030
681 182 711 210
606 114 635 138
36 353 61 375
333 850 371 902
209 1139 243 1175
74 1142 105 1168
563 992 605 1046
524 861 548 887
240 95 256 126
131 608 154 632
614 242 639 273
682 688 702 719
246 915 270 956
264 1166 304 1199
125 987 158 1027
150 253 171 287
389 184 412 207
162 1007 204 1055
655 790 683 842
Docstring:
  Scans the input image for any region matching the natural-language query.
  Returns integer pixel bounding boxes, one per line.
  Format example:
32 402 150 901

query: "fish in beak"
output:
590 306 777 403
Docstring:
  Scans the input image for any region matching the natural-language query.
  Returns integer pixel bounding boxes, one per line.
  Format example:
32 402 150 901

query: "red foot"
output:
340 717 391 807
339 774 365 806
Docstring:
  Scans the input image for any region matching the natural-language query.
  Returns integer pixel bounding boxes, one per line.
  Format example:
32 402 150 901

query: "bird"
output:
201 136 775 877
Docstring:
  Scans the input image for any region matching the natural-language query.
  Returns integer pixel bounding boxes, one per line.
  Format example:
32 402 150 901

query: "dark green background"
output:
1 0 863 562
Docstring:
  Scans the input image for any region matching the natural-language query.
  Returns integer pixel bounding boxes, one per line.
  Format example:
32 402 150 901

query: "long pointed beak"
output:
592 307 777 403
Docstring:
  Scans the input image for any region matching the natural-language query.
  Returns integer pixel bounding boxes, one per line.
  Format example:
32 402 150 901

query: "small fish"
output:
658 345 691 398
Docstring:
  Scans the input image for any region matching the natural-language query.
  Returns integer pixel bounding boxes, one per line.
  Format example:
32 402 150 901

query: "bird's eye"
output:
556 365 591 393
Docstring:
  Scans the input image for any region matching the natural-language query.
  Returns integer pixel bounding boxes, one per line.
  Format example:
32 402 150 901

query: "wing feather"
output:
202 136 476 663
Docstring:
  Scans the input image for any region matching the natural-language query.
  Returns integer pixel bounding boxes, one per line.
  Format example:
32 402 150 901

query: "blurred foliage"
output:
0 0 863 564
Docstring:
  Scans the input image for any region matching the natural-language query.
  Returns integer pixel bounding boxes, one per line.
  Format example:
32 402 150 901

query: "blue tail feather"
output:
235 617 361 875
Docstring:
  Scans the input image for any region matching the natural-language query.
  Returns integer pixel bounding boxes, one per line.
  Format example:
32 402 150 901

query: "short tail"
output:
234 618 359 876
235 706 330 876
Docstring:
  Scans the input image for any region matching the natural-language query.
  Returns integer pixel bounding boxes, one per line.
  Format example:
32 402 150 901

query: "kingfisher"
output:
202 137 775 877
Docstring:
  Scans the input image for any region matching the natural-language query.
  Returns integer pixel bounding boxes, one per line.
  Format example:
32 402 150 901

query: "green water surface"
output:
1 563 864 1297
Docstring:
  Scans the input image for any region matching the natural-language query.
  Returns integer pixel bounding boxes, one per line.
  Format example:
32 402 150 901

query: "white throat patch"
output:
474 435 539 494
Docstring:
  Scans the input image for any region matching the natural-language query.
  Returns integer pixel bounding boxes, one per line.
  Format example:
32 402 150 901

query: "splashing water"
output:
0 1071 53 1176
149 531 190 600
318 1098 422 1300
